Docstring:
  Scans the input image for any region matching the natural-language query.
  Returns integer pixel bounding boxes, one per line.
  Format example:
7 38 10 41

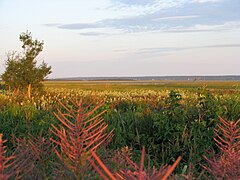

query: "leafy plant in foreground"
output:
50 99 114 179
14 133 53 179
203 117 240 179
89 146 181 180
0 134 33 179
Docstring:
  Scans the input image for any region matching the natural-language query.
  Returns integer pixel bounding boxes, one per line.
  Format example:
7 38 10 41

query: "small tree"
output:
1 31 52 97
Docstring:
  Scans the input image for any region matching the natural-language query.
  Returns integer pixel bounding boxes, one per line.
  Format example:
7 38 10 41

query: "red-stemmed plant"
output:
89 146 181 180
0 134 34 179
50 99 113 179
203 116 240 179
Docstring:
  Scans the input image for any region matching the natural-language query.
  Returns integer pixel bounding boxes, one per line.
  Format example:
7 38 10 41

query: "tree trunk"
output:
27 84 31 98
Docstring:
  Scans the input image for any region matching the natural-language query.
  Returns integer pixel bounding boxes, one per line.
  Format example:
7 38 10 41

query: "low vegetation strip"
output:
43 80 240 90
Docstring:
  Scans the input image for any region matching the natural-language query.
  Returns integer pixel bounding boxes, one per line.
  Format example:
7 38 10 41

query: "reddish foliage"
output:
203 117 240 179
50 99 113 178
0 134 34 179
14 134 53 179
89 146 181 180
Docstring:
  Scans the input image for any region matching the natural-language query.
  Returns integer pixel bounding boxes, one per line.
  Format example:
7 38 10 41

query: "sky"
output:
0 0 239 78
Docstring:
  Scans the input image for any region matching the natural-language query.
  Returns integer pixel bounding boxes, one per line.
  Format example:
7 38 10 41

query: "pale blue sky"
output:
0 0 239 78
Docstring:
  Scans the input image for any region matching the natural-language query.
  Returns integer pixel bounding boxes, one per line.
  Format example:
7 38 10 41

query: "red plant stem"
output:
139 146 145 180
91 151 117 180
162 156 182 180
88 158 109 180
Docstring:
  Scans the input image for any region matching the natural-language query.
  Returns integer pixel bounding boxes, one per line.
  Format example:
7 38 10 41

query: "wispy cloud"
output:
192 0 223 3
202 44 240 48
45 0 240 34
134 43 240 55
153 15 199 21
136 47 183 55
113 0 156 6
113 49 128 53
52 19 240 34
79 32 108 36
164 21 240 33
107 0 188 16
52 14 184 32
59 23 100 30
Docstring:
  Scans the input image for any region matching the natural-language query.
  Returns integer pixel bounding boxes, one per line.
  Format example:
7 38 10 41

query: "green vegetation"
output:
0 81 240 178
44 80 240 90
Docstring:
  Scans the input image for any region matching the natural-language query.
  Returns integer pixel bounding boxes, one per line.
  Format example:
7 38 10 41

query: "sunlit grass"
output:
44 80 240 91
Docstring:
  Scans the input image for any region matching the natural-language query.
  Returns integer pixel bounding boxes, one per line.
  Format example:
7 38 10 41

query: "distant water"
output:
51 75 240 81
88 81 168 85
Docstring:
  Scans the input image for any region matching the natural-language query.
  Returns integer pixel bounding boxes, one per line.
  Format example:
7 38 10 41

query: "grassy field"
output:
0 80 240 178
44 80 240 90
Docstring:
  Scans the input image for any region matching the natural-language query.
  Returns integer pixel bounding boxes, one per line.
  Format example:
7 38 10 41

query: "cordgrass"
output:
44 80 240 91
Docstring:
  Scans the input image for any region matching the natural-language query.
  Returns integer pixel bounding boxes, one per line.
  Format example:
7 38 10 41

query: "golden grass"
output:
43 80 240 90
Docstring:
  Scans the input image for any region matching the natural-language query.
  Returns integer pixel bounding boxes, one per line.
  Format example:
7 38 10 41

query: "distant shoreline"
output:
48 75 240 81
